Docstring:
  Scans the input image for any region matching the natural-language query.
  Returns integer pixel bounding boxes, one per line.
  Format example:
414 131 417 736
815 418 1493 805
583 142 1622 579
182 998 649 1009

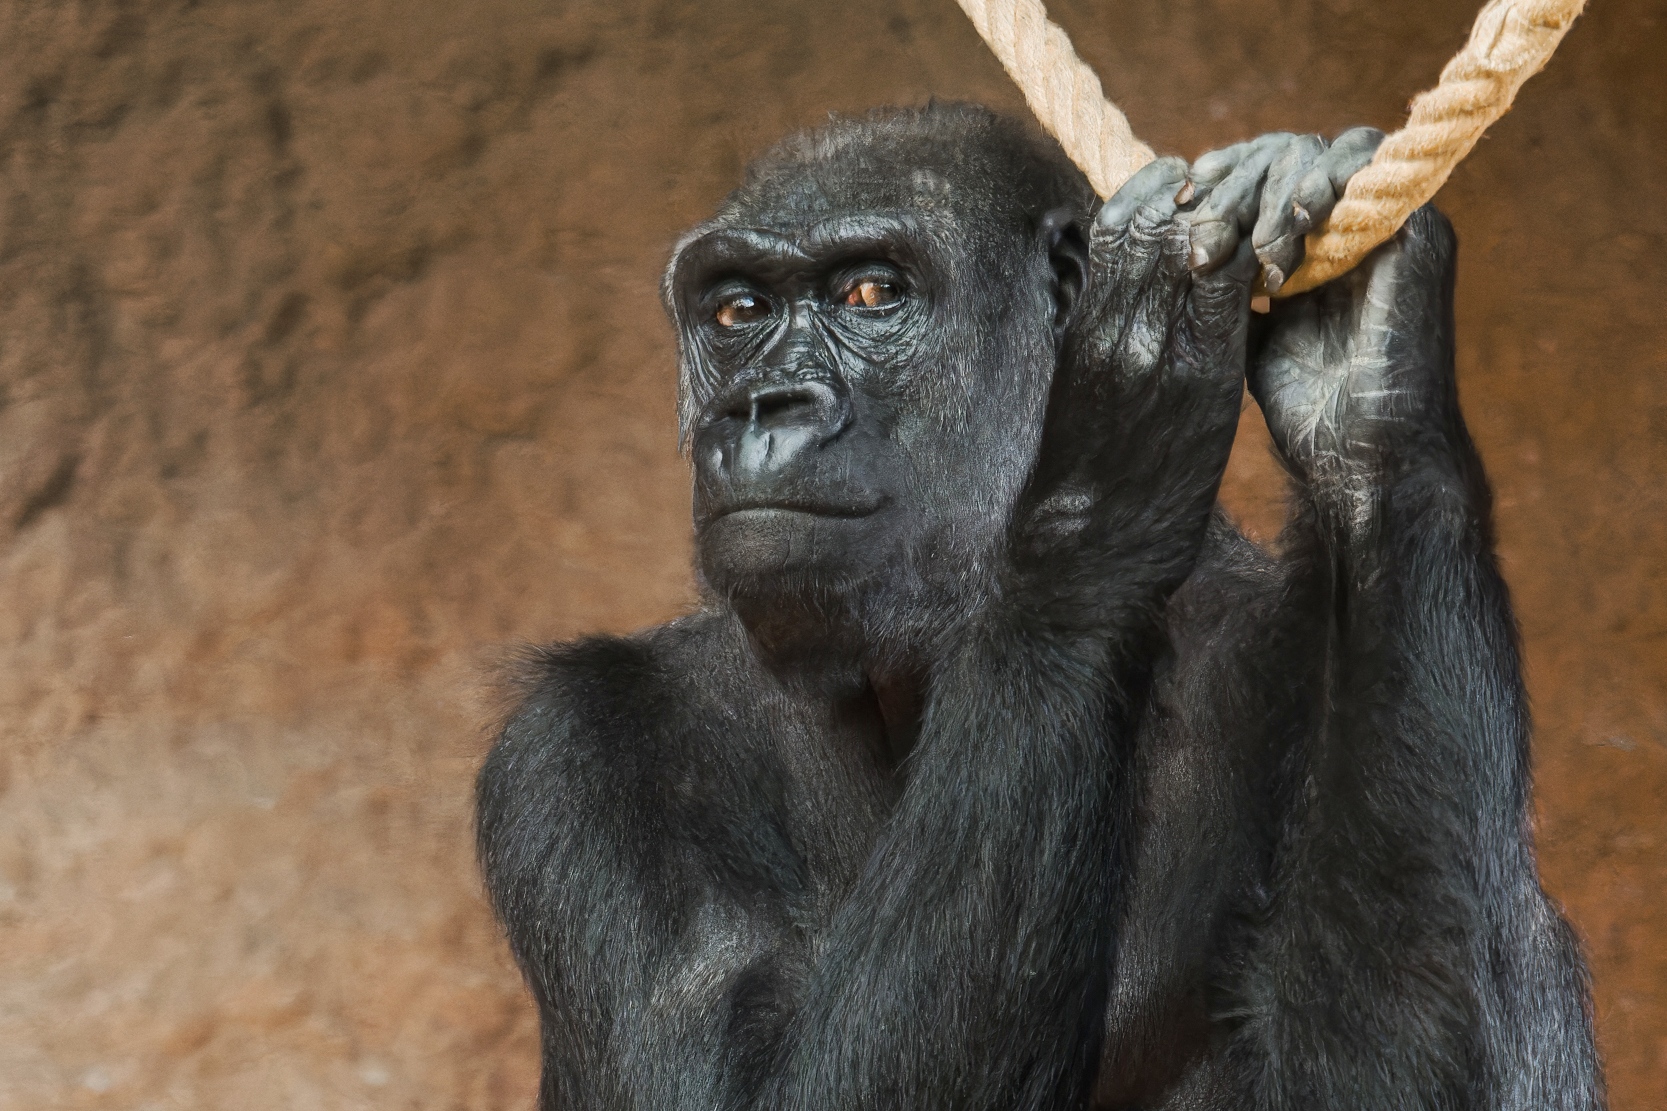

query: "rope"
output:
954 0 1589 297
953 0 1155 198
1281 0 1589 293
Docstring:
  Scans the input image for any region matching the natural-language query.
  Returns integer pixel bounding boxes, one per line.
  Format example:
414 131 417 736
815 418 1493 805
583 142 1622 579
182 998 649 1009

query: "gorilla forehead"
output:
705 102 1094 239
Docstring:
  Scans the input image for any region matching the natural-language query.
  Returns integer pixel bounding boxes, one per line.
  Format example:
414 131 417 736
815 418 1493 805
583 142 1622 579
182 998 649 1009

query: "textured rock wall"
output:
0 0 1661 1107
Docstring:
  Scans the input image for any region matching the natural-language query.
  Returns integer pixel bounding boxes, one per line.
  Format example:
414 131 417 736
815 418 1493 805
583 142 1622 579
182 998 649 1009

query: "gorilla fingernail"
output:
1174 180 1197 206
1263 264 1286 293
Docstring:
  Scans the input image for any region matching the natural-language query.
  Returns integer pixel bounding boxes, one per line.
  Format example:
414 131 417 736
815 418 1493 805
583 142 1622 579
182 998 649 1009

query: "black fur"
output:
476 103 1603 1109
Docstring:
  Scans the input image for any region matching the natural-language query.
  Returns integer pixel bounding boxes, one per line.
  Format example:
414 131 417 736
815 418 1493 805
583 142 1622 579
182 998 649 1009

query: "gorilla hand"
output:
1081 155 1256 429
1182 127 1385 293
1017 156 1257 618
1250 205 1460 498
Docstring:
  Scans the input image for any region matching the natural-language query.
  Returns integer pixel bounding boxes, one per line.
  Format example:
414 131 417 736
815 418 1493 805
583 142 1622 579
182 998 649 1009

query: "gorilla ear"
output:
1038 208 1088 344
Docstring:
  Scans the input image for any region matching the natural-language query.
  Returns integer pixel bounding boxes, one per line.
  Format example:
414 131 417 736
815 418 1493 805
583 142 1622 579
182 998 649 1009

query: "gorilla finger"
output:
1256 232 1307 295
1288 164 1341 238
1254 135 1325 236
1187 140 1257 190
1181 236 1258 392
1252 135 1326 292
1191 134 1292 230
1097 156 1189 234
1283 128 1386 240
1180 133 1297 213
1257 184 1324 293
1323 126 1386 191
1187 139 1284 273
1196 229 1260 298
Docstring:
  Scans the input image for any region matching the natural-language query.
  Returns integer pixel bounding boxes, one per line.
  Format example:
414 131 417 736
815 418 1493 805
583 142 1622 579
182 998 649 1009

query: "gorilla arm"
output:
764 162 1257 1109
478 165 1254 1111
1189 207 1603 1109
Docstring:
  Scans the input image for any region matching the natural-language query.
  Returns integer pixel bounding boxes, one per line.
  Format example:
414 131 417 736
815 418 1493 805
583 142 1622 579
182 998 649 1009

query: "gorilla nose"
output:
723 379 850 481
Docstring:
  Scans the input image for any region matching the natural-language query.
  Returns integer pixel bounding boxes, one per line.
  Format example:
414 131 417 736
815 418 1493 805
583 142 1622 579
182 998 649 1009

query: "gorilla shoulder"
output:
476 613 750 820
484 611 745 782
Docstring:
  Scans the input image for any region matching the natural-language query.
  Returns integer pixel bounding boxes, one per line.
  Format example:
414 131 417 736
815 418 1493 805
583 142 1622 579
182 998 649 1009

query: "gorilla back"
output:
476 103 1603 1110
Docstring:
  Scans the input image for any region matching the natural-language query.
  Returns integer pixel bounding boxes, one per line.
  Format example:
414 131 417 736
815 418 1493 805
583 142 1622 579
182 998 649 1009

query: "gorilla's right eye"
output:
715 292 770 328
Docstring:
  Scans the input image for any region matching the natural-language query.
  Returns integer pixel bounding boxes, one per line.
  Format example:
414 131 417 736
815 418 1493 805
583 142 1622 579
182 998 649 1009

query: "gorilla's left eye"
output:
840 278 903 310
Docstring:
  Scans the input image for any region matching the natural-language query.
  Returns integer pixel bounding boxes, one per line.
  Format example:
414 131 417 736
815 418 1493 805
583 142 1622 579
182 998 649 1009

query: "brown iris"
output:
842 279 901 309
715 293 768 327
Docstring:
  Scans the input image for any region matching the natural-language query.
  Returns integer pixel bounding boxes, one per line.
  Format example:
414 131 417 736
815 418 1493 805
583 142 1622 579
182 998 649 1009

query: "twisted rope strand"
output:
1283 0 1589 293
954 0 1589 296
953 0 1155 198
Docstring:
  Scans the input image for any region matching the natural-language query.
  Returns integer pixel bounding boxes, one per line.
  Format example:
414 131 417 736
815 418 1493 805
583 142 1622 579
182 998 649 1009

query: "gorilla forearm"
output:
1262 442 1598 1108
481 607 1156 1110
1283 212 1524 889
1212 489 1513 1106
1209 209 1601 1108
769 618 1127 1108
772 179 1266 1107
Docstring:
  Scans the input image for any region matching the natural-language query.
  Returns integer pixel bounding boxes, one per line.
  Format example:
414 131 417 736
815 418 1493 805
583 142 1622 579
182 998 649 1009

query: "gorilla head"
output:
665 104 1094 663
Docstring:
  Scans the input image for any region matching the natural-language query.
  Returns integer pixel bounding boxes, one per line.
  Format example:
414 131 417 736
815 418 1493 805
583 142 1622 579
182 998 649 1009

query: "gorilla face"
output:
675 214 966 601
664 108 1093 656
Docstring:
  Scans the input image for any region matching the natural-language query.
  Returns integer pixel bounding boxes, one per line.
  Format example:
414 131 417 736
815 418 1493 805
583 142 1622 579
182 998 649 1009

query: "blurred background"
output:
0 0 1660 1107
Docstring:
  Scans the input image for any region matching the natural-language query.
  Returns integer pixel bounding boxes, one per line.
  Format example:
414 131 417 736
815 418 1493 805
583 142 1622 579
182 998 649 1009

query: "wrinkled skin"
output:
1254 204 1457 485
477 105 1603 1110
1179 126 1385 291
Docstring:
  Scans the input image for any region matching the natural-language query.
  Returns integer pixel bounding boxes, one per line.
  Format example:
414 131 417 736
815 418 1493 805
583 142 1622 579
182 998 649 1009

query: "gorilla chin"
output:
697 501 895 604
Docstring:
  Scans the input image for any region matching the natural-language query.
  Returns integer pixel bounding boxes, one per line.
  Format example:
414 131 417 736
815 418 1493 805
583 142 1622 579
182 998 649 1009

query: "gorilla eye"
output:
840 278 903 310
715 291 770 328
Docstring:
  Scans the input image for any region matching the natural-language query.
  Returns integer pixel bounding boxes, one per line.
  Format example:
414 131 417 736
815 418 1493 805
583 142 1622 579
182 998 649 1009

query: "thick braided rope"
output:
1282 0 1588 293
955 0 1588 297
953 0 1155 198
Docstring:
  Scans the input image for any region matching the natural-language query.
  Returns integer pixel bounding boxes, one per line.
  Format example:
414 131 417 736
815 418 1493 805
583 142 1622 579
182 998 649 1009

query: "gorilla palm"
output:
477 104 1601 1110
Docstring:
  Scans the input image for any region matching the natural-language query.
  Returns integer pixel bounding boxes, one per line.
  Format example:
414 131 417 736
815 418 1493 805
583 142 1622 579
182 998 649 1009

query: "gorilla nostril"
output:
751 389 802 425
747 382 843 433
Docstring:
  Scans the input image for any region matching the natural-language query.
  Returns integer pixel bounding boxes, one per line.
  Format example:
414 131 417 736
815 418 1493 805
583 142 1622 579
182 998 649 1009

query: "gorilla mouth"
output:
709 496 888 522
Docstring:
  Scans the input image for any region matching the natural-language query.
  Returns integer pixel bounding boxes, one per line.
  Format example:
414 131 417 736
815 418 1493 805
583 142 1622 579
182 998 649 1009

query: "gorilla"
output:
476 103 1603 1109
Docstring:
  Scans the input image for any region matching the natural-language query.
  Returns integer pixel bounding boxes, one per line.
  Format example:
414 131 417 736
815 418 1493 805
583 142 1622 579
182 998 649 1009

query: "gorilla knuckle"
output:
1388 204 1458 287
1404 203 1456 250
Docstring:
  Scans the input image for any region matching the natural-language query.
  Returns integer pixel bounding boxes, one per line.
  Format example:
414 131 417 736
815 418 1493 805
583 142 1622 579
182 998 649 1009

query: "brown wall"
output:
0 0 1660 1106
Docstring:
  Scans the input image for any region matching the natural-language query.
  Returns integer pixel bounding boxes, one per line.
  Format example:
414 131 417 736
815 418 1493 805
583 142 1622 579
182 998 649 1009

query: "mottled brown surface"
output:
0 0 1660 1107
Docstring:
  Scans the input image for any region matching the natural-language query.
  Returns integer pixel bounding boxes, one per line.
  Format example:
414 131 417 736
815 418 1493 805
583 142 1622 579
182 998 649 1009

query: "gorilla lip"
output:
707 497 886 523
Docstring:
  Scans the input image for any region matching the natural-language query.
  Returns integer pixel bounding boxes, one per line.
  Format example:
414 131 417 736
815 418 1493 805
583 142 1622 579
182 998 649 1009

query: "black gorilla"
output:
477 104 1603 1109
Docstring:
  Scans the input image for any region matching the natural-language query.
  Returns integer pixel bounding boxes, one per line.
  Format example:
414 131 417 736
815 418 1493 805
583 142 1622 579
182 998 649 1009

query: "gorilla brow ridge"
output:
667 102 1095 439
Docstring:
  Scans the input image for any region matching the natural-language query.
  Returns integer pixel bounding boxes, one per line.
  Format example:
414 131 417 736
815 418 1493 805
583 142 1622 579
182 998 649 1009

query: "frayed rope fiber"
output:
953 0 1589 296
